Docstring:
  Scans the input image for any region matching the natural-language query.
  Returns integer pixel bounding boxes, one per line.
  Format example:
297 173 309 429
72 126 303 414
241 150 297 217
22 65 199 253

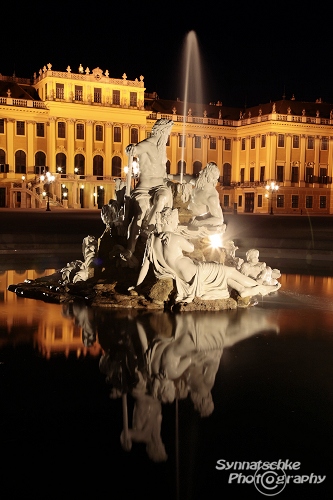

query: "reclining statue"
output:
135 207 281 303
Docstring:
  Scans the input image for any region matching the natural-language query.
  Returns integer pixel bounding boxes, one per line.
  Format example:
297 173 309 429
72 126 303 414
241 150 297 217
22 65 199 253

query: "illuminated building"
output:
0 65 332 213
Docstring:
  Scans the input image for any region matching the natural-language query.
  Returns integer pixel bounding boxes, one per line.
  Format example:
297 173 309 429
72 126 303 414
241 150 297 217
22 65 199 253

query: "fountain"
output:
179 30 204 184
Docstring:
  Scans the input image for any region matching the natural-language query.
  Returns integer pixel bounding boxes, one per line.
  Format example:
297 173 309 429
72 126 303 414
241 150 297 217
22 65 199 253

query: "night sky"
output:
2 2 332 108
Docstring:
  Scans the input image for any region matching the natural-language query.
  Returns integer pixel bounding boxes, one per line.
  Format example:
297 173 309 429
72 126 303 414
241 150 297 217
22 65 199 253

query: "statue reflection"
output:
69 303 278 462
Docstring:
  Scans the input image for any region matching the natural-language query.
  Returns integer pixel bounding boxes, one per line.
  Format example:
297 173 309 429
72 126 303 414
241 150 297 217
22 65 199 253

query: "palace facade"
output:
1 63 333 214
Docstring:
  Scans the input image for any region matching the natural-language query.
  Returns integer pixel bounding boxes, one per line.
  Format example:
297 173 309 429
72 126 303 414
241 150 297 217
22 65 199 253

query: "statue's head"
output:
151 118 174 137
196 162 220 188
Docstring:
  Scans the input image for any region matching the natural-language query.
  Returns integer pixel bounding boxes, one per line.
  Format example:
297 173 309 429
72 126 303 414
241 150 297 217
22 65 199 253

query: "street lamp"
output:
124 158 140 193
40 171 55 211
265 180 279 215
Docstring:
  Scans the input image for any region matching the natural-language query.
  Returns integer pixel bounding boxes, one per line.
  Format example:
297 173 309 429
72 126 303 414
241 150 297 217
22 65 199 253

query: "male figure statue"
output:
122 118 174 261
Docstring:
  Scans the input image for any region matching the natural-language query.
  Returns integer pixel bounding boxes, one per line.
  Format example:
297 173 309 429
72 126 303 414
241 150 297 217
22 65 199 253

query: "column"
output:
6 119 15 175
217 136 223 176
123 124 130 154
105 122 112 176
314 135 320 175
285 133 292 184
27 121 35 173
300 134 306 183
232 138 241 182
67 119 75 173
170 133 177 174
202 135 209 166
187 134 193 173
255 134 260 180
245 136 250 180
85 120 94 176
47 117 56 171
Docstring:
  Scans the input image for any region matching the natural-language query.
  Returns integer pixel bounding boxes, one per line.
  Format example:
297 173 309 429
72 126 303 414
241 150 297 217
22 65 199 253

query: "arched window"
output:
0 149 6 164
74 154 85 175
177 160 186 175
223 163 232 186
112 156 122 177
193 161 202 176
93 155 104 177
56 153 67 174
130 128 138 143
166 160 171 175
35 151 46 166
15 150 26 174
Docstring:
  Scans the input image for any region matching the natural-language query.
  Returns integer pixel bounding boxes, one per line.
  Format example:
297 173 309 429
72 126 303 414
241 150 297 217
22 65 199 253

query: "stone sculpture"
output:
187 161 225 230
121 118 174 262
240 248 281 285
135 207 281 303
60 235 98 284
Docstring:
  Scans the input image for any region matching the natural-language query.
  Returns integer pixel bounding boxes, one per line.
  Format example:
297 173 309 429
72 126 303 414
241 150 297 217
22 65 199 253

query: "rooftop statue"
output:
188 161 225 230
135 207 281 304
121 118 174 264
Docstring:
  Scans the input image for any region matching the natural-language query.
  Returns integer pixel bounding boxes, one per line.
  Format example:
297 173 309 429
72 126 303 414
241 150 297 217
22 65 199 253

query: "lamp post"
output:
40 171 55 211
265 180 279 215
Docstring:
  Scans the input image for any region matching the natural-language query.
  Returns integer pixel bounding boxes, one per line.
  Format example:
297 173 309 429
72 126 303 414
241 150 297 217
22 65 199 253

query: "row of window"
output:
242 134 329 150
51 83 138 106
235 194 327 210
238 165 329 184
0 119 139 143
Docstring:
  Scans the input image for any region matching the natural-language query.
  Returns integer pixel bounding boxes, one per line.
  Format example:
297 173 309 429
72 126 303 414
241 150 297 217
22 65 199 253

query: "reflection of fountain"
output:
180 30 203 184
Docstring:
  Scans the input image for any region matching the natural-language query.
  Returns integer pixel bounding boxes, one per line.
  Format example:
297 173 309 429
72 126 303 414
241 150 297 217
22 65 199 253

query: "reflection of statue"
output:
188 162 224 228
120 372 168 462
240 249 281 285
123 118 174 260
136 208 281 303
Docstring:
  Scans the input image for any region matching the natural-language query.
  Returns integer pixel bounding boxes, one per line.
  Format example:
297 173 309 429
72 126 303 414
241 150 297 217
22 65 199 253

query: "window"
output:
0 119 4 134
277 195 284 208
75 86 83 101
291 166 299 183
16 121 25 135
114 126 121 142
76 123 84 140
177 160 186 174
306 196 313 209
179 135 186 148
278 134 285 147
36 123 45 137
223 163 231 186
320 196 327 209
224 138 231 150
56 83 64 99
58 122 66 138
321 137 328 150
238 195 242 207
15 150 26 174
194 135 201 148
130 92 137 106
250 167 254 182
292 135 299 148
223 195 229 207
0 148 5 164
241 138 245 150
209 137 216 149
94 88 102 103
261 135 266 148
307 136 314 149
193 161 202 176
250 136 255 149
35 151 46 167
74 154 85 175
305 166 314 183
260 166 265 182
258 195 263 207
56 153 66 174
319 167 328 183
93 155 104 176
131 128 138 144
113 90 120 105
112 156 122 177
277 165 284 182
95 125 103 141
291 195 299 208
240 168 245 183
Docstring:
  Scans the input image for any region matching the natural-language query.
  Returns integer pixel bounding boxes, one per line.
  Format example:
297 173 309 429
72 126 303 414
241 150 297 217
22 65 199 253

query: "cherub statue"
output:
135 208 281 303
188 162 225 230
240 248 281 285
